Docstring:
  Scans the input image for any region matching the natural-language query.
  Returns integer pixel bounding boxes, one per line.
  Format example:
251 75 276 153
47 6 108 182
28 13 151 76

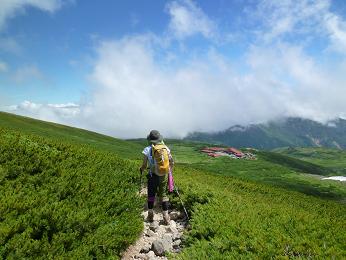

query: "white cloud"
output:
8 33 346 138
8 100 80 123
252 0 346 54
325 13 346 53
0 61 8 72
77 36 346 138
9 36 280 138
0 0 63 31
83 37 274 138
166 0 216 40
253 0 330 41
246 42 346 122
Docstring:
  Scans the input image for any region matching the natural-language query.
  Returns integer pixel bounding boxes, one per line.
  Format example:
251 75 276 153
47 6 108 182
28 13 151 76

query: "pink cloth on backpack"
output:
168 170 174 192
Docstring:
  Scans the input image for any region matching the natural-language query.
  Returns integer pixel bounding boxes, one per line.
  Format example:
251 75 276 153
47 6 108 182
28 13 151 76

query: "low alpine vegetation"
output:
172 167 346 259
1 113 345 259
0 128 143 259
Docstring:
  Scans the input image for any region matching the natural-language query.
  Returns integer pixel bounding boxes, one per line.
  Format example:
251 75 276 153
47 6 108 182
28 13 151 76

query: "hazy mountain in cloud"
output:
185 117 346 150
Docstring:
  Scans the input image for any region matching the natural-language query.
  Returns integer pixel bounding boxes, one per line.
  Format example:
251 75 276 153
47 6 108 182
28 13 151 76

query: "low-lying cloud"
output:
11 35 346 138
83 38 327 138
8 101 80 123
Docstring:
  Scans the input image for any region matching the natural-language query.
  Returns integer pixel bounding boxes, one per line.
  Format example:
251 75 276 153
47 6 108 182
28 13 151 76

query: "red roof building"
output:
227 148 243 155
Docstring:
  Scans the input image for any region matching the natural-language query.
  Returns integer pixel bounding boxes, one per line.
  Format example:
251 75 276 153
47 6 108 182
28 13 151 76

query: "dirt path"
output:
122 189 188 259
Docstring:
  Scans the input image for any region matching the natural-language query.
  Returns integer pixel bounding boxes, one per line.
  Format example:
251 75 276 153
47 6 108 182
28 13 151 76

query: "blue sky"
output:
0 0 239 104
1 0 346 138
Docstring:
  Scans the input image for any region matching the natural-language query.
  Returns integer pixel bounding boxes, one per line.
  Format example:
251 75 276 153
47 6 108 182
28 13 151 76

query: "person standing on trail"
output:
140 130 174 225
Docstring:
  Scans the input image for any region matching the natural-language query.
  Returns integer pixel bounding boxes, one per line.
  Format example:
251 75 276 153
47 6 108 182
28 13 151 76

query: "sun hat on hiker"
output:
147 130 163 144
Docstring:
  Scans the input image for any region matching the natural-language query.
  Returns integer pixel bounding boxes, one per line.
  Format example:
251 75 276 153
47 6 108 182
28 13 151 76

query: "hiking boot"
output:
147 209 154 222
163 210 170 225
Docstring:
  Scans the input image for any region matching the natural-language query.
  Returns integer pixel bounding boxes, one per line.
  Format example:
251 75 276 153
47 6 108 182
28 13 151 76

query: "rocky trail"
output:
122 189 188 259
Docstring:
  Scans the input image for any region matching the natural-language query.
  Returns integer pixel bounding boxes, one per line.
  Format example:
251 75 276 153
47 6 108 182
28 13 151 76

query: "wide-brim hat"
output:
147 130 163 144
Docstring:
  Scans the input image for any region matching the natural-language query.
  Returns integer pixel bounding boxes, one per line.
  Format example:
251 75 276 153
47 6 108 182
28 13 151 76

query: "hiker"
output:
140 130 174 225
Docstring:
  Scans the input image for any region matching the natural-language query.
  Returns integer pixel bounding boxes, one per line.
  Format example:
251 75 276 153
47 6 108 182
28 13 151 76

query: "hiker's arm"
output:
140 155 148 172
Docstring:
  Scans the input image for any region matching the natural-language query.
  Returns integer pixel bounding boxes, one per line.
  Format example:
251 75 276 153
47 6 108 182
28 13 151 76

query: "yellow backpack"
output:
151 143 170 176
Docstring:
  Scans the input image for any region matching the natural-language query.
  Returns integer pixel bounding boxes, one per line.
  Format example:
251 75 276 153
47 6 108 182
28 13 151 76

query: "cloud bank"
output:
6 0 346 139
8 101 80 124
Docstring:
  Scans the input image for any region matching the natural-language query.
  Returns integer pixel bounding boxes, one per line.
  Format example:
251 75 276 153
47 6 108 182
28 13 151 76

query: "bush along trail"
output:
122 188 188 259
0 128 144 259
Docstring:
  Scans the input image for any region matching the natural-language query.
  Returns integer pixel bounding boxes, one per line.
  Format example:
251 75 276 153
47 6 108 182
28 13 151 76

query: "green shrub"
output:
172 167 346 259
0 128 143 259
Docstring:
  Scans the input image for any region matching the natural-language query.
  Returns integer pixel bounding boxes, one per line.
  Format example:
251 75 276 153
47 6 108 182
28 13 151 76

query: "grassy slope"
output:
274 147 346 174
0 128 144 259
1 112 346 258
0 111 142 159
0 113 150 258
173 167 346 259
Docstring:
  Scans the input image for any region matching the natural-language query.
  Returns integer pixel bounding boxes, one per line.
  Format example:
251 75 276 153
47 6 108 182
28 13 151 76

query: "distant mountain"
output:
184 117 346 150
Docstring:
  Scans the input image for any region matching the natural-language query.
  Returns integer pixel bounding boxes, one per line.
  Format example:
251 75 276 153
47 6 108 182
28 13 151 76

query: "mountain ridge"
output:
185 117 346 150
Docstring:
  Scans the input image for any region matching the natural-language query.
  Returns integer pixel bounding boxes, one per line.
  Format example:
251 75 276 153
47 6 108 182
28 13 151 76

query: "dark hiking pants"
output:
147 173 169 210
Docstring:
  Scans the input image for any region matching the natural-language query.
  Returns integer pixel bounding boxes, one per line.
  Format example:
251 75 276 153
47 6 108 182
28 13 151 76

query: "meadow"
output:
274 146 346 174
1 112 345 259
164 139 346 201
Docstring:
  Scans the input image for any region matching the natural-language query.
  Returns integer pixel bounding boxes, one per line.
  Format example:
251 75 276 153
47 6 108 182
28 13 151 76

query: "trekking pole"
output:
174 186 189 221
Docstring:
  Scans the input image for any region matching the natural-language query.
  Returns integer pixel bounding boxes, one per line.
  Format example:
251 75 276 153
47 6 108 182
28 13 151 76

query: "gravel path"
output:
122 189 188 259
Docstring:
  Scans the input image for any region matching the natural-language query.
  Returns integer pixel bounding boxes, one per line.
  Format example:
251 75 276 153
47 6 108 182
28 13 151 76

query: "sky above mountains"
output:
1 0 346 138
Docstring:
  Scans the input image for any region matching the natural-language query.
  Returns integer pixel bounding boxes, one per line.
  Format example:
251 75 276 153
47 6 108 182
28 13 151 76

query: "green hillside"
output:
0 111 142 159
173 167 346 259
1 112 345 259
274 147 346 174
0 128 143 259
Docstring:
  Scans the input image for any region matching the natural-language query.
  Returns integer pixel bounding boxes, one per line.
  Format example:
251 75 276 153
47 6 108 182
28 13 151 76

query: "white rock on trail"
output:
165 225 178 235
146 251 156 260
170 220 177 228
163 235 173 250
